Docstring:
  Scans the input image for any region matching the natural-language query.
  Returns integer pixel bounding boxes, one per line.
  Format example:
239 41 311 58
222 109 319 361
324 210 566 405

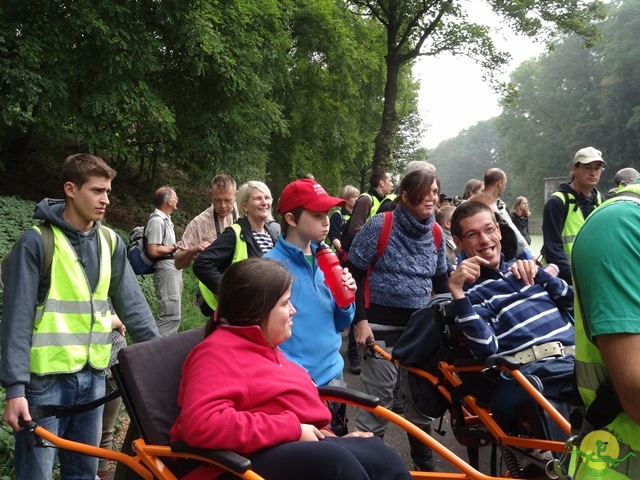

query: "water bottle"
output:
316 243 355 308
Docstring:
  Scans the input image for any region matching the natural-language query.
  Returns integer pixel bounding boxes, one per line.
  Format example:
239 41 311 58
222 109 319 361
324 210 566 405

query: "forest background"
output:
5 0 639 222
1 0 640 476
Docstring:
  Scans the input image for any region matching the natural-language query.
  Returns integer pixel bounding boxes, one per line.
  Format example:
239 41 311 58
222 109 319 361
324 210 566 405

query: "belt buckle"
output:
559 343 565 357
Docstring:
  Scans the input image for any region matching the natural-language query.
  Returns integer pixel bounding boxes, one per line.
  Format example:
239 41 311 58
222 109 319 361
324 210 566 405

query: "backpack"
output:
1 223 113 290
391 294 454 419
127 214 167 275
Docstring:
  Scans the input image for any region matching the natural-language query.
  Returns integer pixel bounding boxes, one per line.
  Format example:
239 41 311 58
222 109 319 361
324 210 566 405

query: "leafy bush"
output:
0 391 15 479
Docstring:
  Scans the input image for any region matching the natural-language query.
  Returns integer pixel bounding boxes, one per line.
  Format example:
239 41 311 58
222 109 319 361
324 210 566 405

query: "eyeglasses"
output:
578 164 604 173
462 224 498 241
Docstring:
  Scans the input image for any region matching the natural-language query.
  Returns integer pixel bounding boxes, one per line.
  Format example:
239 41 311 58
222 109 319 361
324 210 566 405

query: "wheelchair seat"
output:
114 327 205 448
112 326 254 479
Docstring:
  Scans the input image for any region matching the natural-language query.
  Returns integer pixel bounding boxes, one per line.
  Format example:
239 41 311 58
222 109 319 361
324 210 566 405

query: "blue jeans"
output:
14 366 106 480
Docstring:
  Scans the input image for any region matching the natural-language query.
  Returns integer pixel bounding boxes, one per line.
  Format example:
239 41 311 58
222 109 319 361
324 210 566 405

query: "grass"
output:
0 195 207 477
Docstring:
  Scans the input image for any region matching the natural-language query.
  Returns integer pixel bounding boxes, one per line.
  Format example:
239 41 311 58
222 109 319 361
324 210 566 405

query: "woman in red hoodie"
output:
170 258 411 480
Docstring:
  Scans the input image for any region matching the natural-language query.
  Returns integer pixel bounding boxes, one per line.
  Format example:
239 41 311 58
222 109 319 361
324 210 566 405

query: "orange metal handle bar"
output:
29 424 266 480
370 343 455 404
133 440 266 480
509 368 571 435
321 393 509 480
30 424 154 480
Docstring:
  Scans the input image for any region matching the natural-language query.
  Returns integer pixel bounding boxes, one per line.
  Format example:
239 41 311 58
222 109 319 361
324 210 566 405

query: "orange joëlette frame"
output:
19 387 558 480
369 341 571 455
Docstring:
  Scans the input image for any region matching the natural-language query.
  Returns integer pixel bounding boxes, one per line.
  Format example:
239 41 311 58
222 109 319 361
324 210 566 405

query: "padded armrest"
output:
171 440 252 473
317 386 380 408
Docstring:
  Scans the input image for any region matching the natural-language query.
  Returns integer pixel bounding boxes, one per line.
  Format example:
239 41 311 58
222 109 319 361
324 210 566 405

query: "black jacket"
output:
193 217 278 295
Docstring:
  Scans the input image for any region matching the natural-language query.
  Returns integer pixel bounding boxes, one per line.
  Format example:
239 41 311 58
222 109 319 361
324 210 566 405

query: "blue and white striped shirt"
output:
453 259 575 359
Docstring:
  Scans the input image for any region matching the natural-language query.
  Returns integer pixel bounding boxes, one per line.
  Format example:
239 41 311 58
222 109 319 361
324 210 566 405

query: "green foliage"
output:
429 0 640 216
0 196 40 317
0 196 39 257
0 197 38 477
350 0 605 169
0 0 428 197
0 391 15 479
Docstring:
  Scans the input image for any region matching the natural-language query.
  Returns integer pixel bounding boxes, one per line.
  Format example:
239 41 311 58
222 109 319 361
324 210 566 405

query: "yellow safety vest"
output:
362 192 395 219
552 190 602 257
573 183 640 479
31 225 116 375
199 224 246 311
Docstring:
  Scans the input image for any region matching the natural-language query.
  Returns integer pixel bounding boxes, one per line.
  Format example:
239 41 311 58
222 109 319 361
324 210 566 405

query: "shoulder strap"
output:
213 210 221 236
375 211 393 259
363 211 393 309
39 223 54 285
98 226 115 255
143 213 167 249
432 222 442 251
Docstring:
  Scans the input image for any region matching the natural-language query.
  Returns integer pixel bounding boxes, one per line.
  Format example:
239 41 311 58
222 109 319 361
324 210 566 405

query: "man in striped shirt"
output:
447 200 574 408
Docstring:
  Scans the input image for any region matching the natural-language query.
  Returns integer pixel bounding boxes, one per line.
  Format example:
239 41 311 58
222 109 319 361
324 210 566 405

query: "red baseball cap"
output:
277 179 346 214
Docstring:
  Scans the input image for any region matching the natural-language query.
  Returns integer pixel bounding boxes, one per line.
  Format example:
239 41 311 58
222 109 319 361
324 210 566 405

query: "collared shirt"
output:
179 205 237 250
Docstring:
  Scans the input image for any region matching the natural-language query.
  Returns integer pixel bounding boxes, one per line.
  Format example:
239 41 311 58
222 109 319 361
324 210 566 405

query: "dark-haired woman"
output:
347 170 449 472
170 258 412 480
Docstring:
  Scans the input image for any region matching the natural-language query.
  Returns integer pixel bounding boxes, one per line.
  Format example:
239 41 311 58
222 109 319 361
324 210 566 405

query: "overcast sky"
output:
415 5 546 149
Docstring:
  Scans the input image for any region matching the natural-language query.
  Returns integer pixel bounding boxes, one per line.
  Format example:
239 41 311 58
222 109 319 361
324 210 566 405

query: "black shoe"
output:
350 361 361 375
413 462 442 472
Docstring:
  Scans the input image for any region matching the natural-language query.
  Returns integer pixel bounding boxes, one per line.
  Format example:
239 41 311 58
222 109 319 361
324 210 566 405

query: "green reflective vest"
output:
552 190 602 257
199 224 246 311
31 225 116 375
573 183 640 479
362 192 395 219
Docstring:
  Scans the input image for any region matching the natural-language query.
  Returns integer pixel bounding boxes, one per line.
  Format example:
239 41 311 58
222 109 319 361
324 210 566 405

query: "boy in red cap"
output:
265 179 357 387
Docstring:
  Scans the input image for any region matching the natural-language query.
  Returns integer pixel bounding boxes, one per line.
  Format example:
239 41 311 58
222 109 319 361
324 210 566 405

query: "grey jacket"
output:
0 198 159 398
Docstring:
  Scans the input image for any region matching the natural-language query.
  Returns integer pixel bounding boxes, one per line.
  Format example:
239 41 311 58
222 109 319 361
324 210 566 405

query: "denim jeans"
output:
14 366 106 480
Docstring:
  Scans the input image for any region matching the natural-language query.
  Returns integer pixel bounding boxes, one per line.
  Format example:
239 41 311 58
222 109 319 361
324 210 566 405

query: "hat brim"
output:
304 196 346 212
574 157 606 165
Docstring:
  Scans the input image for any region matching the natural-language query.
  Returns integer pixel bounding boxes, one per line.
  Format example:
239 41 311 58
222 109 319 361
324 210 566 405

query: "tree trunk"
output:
372 56 401 171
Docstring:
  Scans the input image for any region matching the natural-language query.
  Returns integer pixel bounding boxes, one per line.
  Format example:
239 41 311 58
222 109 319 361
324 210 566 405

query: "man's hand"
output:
509 259 538 286
191 241 209 255
174 241 210 270
448 256 488 299
2 396 30 431
355 320 374 347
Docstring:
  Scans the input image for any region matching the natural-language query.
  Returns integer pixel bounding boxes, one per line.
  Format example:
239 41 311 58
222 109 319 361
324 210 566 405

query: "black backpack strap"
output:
38 223 55 285
143 213 170 259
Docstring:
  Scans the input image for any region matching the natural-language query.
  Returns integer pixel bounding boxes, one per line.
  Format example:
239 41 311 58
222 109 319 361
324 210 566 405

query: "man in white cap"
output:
542 146 605 284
